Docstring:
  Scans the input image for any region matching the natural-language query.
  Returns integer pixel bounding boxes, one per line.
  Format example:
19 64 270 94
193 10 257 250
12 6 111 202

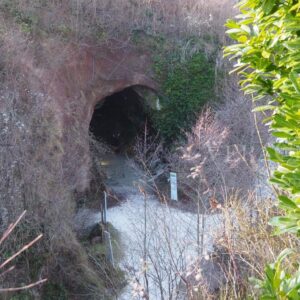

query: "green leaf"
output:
267 147 284 163
252 105 276 112
272 131 294 139
290 72 300 93
224 2 300 298
284 39 300 51
262 50 271 59
262 0 275 14
278 195 298 209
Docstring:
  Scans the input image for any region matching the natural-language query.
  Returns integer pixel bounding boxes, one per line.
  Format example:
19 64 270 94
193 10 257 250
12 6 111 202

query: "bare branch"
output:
0 234 43 270
0 266 15 278
0 211 27 246
0 278 48 292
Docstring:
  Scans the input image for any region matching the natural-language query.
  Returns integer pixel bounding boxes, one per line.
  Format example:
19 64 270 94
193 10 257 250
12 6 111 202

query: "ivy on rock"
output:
153 52 215 143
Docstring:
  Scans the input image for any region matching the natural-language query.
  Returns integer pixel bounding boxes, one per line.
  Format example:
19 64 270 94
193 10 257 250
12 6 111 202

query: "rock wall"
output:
18 40 157 192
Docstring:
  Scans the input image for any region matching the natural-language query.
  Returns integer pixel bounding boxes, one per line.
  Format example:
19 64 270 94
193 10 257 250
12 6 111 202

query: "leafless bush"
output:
122 186 295 299
207 193 300 299
169 86 268 209
133 124 166 186
112 126 277 299
119 186 222 300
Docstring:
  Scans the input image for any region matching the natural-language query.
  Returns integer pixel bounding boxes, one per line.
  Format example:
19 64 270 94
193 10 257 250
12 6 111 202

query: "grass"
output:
86 222 124 264
81 222 127 298
211 194 300 298
0 0 235 42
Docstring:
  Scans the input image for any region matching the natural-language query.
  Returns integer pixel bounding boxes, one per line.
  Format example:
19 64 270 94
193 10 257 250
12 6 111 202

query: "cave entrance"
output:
89 87 153 153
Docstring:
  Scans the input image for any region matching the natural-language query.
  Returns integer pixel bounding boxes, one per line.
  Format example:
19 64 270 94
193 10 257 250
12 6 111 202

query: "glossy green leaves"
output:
253 249 300 299
225 0 300 234
225 0 300 298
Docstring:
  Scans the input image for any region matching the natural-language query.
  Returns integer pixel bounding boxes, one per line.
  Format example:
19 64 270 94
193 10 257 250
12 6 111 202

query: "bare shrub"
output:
116 186 223 300
125 192 299 299
111 130 277 299
85 0 235 40
207 193 300 299
133 124 166 187
169 84 269 209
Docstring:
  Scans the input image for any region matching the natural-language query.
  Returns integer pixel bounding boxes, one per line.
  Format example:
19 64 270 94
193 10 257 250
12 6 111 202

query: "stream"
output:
91 154 222 299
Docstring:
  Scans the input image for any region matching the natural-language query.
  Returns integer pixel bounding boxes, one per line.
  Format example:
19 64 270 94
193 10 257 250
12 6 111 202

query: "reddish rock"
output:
18 40 157 191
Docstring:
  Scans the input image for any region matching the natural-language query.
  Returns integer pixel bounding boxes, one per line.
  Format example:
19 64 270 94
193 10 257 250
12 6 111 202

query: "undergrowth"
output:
153 51 216 143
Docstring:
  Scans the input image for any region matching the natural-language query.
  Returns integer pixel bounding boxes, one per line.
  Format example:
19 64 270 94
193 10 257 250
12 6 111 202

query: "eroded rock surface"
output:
17 40 157 192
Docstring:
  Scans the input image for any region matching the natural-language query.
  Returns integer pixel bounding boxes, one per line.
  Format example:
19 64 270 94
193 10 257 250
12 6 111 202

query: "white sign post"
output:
104 231 115 268
170 172 178 201
102 191 108 224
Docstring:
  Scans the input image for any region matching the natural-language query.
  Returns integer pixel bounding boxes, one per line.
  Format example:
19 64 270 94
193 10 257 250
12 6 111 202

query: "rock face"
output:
19 40 157 192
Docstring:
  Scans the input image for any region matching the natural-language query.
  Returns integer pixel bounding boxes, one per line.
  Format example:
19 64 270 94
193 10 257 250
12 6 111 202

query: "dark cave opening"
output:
89 87 152 152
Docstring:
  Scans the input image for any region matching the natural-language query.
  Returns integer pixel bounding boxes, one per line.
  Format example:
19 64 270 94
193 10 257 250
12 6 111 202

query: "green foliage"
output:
11 292 32 300
0 0 39 33
54 25 73 39
132 33 218 143
252 249 300 299
42 282 68 300
224 0 300 297
153 51 215 142
225 0 300 235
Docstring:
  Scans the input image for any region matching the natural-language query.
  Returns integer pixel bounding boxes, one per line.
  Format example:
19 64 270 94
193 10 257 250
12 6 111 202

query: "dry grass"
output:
211 193 300 299
0 0 235 43
169 93 268 209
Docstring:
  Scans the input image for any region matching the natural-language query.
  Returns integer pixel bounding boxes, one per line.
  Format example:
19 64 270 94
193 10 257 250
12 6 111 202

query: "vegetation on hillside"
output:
0 0 230 144
0 0 233 41
3 0 293 298
0 0 236 298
